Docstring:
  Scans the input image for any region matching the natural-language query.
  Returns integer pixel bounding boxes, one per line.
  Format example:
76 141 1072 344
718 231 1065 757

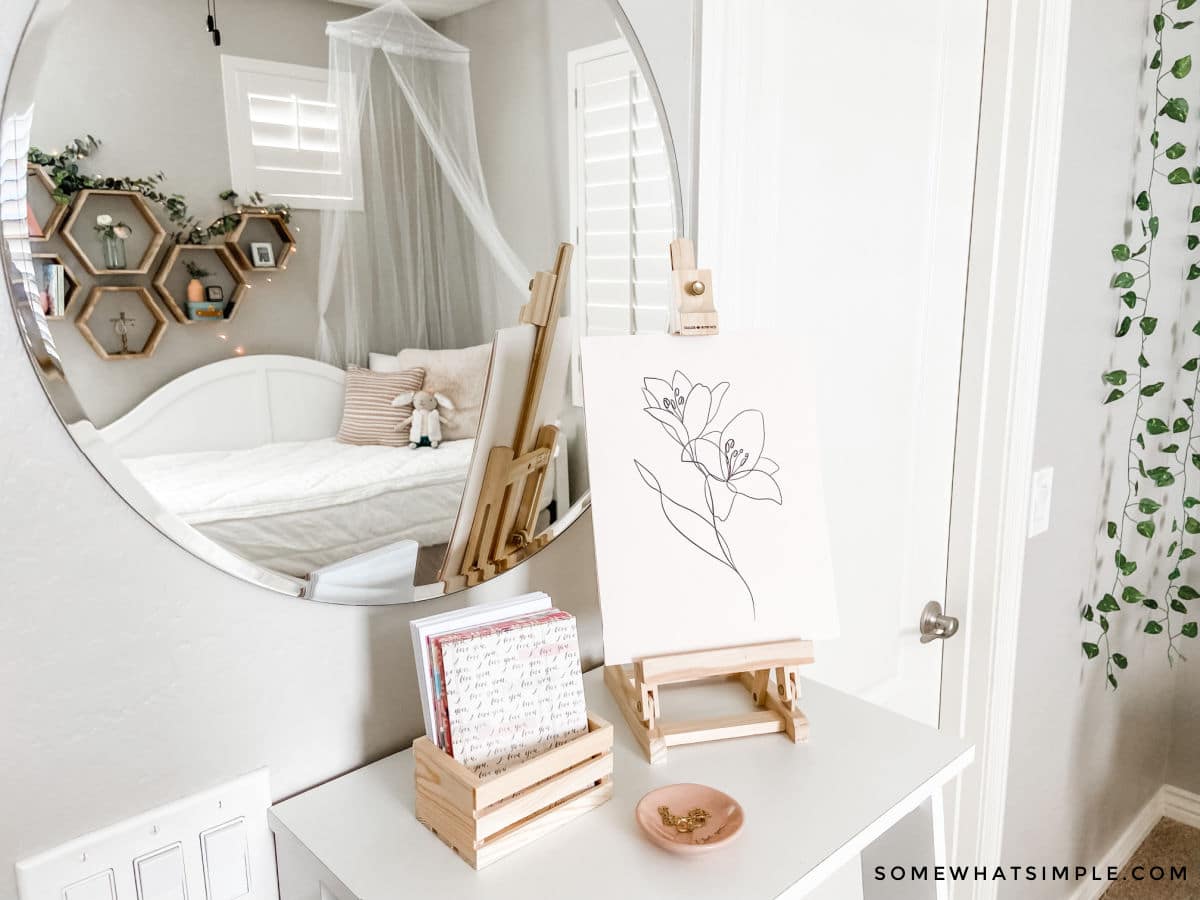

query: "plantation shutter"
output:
220 56 359 210
571 43 675 337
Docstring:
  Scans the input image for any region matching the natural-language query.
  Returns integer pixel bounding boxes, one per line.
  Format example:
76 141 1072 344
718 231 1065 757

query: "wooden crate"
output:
414 714 614 869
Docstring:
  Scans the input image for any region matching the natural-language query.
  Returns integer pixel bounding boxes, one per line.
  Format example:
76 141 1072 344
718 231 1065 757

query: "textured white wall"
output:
0 6 605 899
997 0 1186 895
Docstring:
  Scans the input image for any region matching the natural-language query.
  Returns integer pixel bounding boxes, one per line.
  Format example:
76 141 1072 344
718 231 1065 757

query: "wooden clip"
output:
669 238 718 336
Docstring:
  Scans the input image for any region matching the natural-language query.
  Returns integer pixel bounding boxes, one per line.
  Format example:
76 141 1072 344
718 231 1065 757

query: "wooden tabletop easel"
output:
603 238 815 764
440 243 573 590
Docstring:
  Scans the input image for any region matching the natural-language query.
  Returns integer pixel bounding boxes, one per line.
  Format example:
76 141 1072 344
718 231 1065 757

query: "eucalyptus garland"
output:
1086 0 1200 687
27 134 290 245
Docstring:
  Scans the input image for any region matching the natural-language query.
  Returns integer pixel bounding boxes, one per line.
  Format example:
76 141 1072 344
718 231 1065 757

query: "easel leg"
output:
603 665 667 764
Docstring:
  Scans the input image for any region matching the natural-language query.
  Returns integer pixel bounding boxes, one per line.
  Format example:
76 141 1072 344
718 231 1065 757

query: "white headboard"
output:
100 354 346 459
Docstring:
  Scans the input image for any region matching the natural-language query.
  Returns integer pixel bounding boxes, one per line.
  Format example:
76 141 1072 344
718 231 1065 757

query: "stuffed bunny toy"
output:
393 390 456 449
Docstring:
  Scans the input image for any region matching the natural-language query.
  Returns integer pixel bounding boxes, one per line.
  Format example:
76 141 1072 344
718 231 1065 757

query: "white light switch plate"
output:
16 770 276 900
1029 466 1053 537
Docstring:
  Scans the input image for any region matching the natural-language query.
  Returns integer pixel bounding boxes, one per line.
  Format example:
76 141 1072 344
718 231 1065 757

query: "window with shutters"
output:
220 55 361 211
568 39 675 342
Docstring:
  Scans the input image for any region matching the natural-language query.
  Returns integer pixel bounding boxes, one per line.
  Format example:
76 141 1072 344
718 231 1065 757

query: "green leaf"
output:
1187 517 1200 533
1152 49 1163 70
1167 141 1188 159
1162 98 1190 122
1107 520 1118 538
1191 235 1199 250
1193 453 1200 470
1105 388 1125 404
1142 382 1166 397
1121 291 1138 308
1144 598 1160 609
1147 417 1169 434
1169 167 1192 184
1083 604 1094 621
1082 642 1100 659
1103 370 1127 385
1109 673 1119 689
1172 599 1189 613
1186 497 1200 507
1185 358 1199 372
1112 272 1136 288
1138 433 1147 448
1148 465 1176 486
1182 0 1197 9
1098 594 1120 612
1155 12 1166 31
1171 567 1182 580
1145 620 1164 634
1150 215 1161 237
1140 352 1151 368
1182 547 1196 560
1141 316 1159 335
1174 417 1191 433
1181 585 1200 600
1139 498 1162 513
1176 20 1194 28
1163 443 1181 454
1138 520 1156 539
1173 55 1193 77
1112 243 1131 260
1101 614 1110 632
1184 622 1199 638
1123 585 1145 603
1190 264 1200 281
1113 653 1129 670
1138 192 1152 211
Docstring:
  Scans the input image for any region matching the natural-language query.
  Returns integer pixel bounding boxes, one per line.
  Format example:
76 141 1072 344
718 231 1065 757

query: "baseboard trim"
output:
1070 784 1200 900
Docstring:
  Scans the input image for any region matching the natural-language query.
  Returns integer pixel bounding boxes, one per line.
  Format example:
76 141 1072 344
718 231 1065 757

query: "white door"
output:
697 0 988 727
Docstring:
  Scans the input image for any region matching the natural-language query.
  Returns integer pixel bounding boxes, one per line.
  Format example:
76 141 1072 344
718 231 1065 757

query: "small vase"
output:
102 234 126 270
187 278 204 302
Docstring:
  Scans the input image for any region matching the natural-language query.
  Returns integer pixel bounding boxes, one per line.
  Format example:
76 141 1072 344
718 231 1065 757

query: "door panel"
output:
698 0 987 726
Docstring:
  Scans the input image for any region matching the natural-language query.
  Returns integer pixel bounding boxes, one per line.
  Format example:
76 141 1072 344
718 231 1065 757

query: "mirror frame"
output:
2 0 686 604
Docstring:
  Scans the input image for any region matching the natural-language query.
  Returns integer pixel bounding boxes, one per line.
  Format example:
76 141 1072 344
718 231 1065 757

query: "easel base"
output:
603 639 813 764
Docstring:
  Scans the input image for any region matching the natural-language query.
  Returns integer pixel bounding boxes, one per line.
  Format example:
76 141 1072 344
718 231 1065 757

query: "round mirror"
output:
3 0 684 604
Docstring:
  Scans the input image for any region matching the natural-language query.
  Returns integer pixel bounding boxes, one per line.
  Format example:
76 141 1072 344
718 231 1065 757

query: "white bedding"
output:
125 438 475 575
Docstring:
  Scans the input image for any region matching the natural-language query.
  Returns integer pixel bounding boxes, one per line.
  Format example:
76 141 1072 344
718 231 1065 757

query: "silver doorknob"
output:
919 601 959 643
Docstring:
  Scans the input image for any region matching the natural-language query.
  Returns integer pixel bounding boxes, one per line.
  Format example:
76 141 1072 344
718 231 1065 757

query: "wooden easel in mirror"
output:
439 243 573 591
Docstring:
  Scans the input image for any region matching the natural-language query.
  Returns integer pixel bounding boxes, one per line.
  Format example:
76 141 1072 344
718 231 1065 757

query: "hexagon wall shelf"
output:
26 165 68 243
226 212 297 272
32 253 81 320
61 189 167 276
76 286 168 361
153 244 250 324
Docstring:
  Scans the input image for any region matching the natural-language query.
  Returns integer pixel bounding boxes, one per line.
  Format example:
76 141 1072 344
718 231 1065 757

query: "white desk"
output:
270 669 973 900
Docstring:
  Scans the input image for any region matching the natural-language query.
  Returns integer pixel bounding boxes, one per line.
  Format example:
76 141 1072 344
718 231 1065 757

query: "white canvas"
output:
580 333 838 664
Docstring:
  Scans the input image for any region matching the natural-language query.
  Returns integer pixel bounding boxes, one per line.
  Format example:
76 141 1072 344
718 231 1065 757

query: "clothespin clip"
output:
668 238 718 336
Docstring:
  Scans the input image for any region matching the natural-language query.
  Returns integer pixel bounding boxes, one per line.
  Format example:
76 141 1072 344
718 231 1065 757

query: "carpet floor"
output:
1102 817 1200 899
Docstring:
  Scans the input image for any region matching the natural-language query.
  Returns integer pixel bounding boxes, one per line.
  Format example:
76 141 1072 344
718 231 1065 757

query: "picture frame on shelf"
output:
250 242 275 268
205 285 225 303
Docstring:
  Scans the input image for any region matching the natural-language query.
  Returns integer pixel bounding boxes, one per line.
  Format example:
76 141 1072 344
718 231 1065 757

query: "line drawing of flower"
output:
634 370 783 618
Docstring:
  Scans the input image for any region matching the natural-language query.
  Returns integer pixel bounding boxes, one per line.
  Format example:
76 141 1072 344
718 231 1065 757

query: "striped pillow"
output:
336 365 426 446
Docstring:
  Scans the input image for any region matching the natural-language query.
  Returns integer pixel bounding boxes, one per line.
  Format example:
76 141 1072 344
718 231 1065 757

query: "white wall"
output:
998 0 1181 895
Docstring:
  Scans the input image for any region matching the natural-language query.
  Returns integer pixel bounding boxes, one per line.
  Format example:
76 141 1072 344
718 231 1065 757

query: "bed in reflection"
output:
97 353 564 579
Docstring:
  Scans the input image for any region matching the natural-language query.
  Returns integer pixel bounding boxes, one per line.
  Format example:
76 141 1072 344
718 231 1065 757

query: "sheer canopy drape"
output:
317 1 529 366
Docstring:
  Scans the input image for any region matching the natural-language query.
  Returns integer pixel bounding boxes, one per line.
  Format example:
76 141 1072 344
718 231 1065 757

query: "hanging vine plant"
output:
1086 0 1200 687
27 135 290 245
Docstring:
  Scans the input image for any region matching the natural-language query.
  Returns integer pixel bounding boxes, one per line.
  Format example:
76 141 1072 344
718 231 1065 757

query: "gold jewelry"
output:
657 805 710 833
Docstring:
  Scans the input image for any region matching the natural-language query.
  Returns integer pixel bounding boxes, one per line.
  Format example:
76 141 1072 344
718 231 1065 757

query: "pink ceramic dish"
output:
635 783 745 855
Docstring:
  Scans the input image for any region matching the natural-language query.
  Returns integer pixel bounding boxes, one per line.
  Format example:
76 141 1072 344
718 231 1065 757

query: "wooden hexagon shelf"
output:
27 165 68 243
76 286 168 361
61 189 167 276
153 244 250 324
32 253 81 320
226 212 297 272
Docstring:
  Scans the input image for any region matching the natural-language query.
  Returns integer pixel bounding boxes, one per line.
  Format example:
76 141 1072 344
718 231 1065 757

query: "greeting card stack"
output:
410 593 614 869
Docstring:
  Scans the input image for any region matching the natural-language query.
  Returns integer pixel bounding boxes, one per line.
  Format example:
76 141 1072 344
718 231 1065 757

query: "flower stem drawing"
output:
635 370 783 618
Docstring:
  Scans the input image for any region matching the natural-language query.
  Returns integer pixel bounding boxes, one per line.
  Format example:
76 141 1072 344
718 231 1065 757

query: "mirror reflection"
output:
9 0 681 602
